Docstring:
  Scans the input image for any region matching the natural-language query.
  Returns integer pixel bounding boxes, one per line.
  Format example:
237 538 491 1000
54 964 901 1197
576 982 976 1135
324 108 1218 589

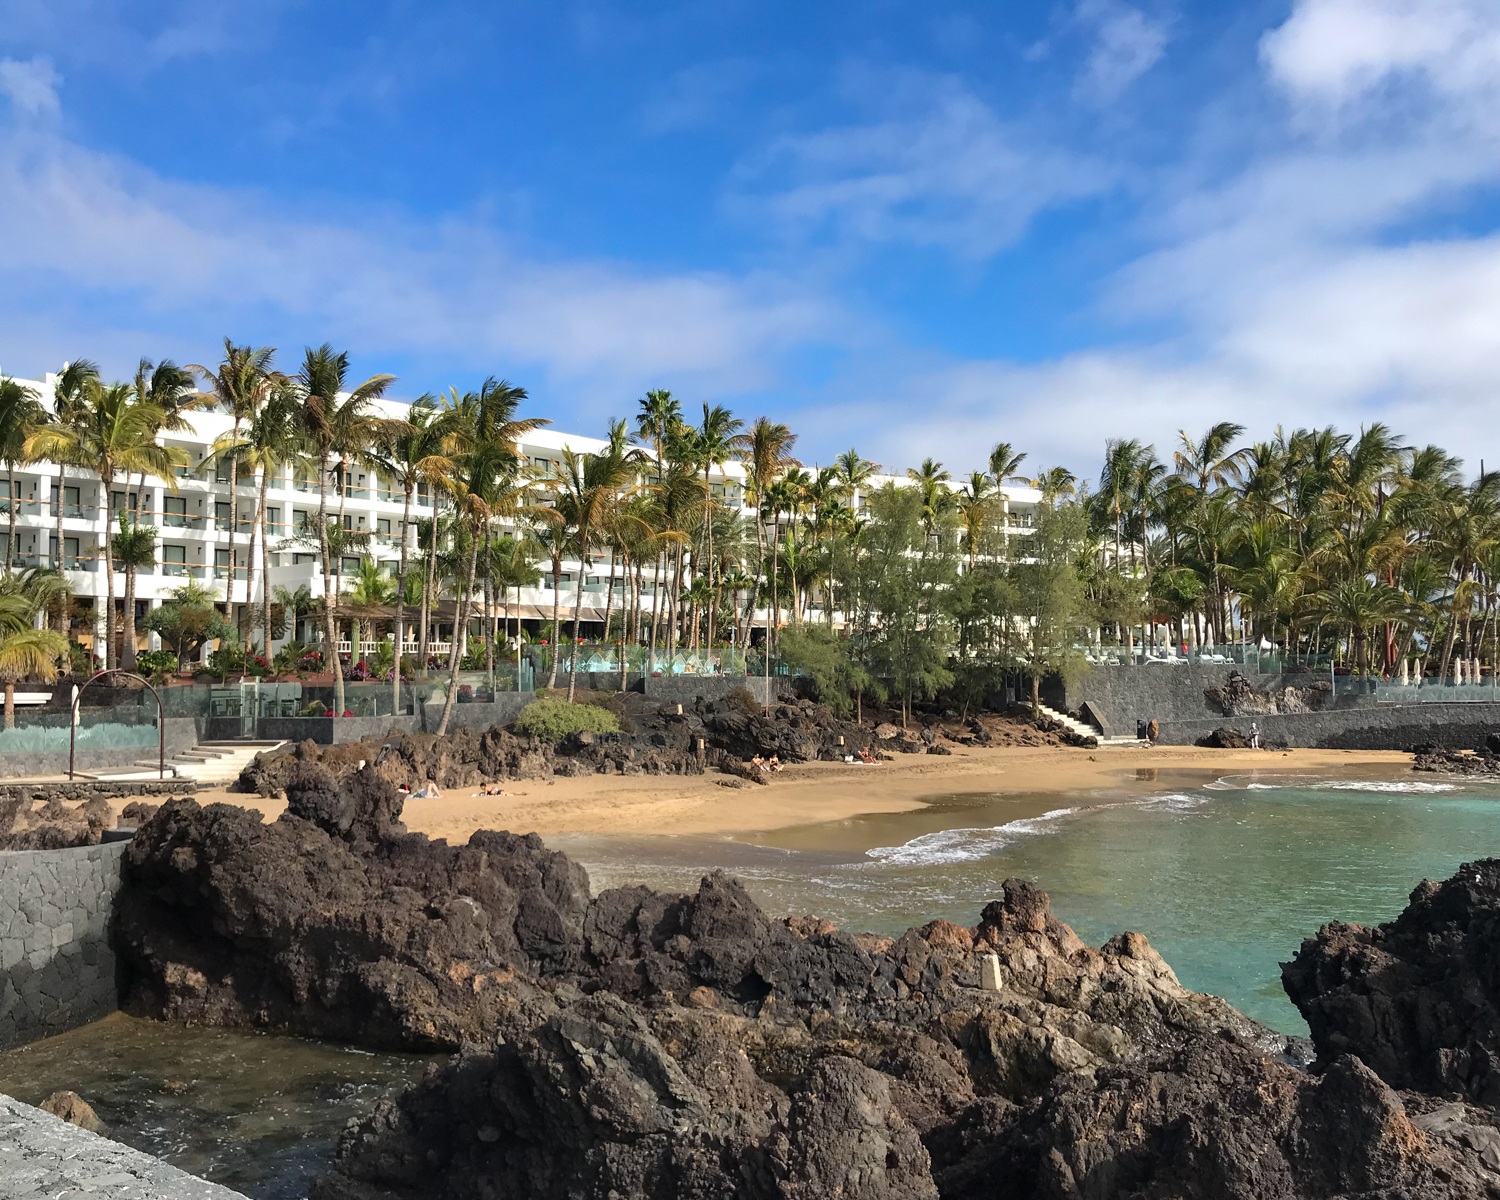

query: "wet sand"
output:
138 743 1413 848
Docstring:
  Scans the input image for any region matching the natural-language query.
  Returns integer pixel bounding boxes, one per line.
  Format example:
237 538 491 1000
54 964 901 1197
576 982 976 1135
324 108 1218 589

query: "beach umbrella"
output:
1399 658 1409 686
1456 658 1466 686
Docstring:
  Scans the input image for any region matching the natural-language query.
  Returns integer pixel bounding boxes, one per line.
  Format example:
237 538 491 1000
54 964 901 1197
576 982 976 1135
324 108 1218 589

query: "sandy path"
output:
152 744 1412 845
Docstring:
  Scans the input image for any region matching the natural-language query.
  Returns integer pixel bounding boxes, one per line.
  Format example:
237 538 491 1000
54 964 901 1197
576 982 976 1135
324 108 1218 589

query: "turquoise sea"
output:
561 767 1500 1033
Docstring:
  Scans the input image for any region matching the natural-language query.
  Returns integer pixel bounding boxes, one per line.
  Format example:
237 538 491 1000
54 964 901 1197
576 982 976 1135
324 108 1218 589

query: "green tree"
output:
0 568 69 727
295 344 394 716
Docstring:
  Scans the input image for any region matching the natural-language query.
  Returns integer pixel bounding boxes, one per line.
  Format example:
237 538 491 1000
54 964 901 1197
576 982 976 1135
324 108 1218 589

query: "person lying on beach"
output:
470 784 510 797
858 746 879 764
410 782 441 800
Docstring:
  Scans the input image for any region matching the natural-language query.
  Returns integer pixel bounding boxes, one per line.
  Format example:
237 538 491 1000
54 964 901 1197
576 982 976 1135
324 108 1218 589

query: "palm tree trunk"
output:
246 463 270 656
226 417 241 644
547 556 563 688
568 536 588 702
647 551 662 674
418 521 434 668
435 532 478 736
51 465 67 635
483 523 495 687
261 473 274 664
6 463 16 569
101 475 117 671
317 452 345 715
393 484 414 715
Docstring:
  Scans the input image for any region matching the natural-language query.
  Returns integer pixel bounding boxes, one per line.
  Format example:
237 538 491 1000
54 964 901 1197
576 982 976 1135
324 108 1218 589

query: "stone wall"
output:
0 1092 248 1198
1152 702 1500 750
1062 664 1362 734
0 841 127 1051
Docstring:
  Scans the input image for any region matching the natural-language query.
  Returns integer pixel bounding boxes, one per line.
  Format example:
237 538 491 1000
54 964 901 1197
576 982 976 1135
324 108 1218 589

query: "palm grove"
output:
0 344 1496 727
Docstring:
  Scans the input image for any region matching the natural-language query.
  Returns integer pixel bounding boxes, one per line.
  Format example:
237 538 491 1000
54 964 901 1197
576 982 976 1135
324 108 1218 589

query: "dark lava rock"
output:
313 993 937 1200
930 1037 1498 1199
1414 747 1500 776
114 764 589 1049
1198 725 1252 748
1284 857 1500 1106
236 693 876 796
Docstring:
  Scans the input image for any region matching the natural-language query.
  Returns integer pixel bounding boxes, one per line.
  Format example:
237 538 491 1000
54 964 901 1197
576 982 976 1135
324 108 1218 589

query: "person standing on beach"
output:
1250 722 1260 750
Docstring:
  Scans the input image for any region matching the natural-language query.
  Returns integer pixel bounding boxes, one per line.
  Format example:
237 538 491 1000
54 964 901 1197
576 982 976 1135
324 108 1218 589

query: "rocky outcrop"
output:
1206 670 1332 716
0 794 114 850
931 1037 1498 1199
1284 858 1500 1107
39 1090 108 1136
114 765 589 1049
236 693 876 796
1414 746 1500 776
114 769 1500 1197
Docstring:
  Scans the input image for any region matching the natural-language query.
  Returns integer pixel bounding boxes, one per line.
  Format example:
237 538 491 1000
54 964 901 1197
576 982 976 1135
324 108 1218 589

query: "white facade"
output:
4 373 1041 656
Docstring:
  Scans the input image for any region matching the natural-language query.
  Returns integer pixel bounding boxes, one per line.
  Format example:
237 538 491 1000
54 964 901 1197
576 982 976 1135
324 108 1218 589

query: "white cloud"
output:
1262 0 1500 128
0 57 60 118
0 116 842 416
737 74 1114 258
1075 2 1169 102
640 59 759 135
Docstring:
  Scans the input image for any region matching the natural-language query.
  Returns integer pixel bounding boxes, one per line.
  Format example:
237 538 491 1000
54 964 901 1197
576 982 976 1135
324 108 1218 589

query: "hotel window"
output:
266 506 282 534
162 544 187 575
62 485 81 517
341 556 361 575
49 535 80 567
164 496 188 527
376 518 391 537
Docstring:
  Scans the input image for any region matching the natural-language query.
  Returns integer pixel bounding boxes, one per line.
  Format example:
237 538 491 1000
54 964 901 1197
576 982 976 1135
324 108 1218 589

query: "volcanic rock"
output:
113 765 589 1049
1284 857 1500 1106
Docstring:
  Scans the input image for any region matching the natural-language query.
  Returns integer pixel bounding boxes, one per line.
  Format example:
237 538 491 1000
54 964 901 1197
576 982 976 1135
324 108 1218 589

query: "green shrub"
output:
513 698 621 740
134 649 180 686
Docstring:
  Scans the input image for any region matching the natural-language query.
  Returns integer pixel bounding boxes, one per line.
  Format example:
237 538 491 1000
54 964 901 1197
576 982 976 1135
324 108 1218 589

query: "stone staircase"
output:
89 741 286 785
1029 702 1147 747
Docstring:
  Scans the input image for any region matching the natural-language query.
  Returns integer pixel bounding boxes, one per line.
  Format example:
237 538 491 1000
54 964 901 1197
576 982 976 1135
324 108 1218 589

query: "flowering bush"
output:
298 649 324 671
457 684 474 704
346 659 372 681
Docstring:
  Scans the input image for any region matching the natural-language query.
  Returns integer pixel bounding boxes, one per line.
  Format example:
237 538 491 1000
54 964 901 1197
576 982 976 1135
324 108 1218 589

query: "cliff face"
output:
114 769 1500 1198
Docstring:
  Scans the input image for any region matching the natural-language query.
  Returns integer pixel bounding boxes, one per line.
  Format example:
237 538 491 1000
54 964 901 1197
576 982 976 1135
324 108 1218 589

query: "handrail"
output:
68 670 165 781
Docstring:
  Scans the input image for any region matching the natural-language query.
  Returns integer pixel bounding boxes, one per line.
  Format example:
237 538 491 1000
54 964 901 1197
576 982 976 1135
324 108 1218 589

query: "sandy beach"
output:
152 743 1414 847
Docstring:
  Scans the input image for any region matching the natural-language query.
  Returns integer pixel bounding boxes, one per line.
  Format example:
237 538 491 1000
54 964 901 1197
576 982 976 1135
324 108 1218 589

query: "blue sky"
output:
2 0 1499 479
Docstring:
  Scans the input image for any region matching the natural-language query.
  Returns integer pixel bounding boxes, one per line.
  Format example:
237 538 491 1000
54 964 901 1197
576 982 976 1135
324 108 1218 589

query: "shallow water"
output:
0 1013 434 1199
558 766 1500 1032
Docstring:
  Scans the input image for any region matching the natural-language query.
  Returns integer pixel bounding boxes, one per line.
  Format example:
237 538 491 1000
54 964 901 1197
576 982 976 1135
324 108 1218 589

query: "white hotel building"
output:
4 372 1042 661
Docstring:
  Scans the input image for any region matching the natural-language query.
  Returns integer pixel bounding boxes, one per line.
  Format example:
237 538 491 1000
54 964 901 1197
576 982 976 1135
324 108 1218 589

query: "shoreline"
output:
143 743 1414 849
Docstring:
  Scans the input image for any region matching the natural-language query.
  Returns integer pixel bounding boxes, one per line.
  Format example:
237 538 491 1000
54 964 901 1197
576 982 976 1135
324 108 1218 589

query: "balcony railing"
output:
162 563 205 579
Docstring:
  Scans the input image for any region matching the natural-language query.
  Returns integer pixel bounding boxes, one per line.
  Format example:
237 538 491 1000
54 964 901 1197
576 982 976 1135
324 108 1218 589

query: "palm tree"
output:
0 376 44 568
956 471 995 569
27 381 182 669
295 345 394 716
988 441 1028 485
692 403 745 642
368 394 458 713
343 556 396 665
191 343 280 638
112 512 157 669
40 361 99 633
0 568 69 727
549 441 642 700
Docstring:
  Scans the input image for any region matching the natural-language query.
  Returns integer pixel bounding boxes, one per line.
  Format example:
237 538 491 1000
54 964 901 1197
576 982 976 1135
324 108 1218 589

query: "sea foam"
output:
865 808 1078 867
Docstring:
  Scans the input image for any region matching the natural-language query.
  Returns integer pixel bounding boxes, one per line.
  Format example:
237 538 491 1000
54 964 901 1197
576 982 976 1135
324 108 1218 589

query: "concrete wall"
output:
0 841 126 1051
1153 702 1500 750
1062 664 1358 735
250 694 536 745
0 1092 249 1198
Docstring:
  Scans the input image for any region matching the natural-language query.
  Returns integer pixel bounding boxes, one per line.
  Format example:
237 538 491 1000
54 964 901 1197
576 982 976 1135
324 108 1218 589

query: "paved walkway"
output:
0 1094 247 1199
